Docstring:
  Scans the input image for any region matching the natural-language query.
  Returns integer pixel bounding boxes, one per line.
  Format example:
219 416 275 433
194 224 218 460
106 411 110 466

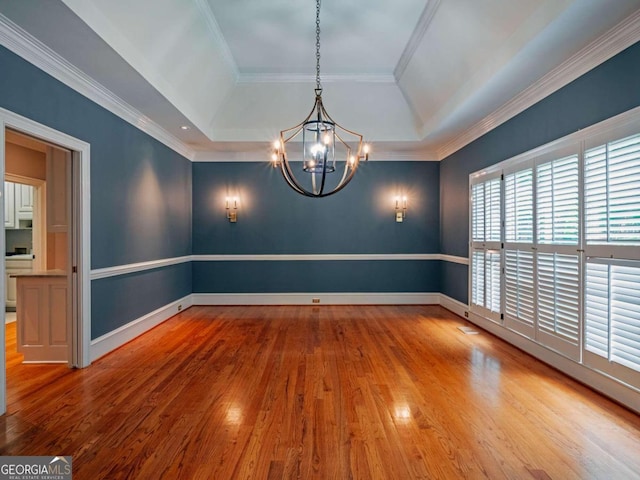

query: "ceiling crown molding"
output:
0 13 195 161
394 0 441 81
194 0 240 82
436 9 640 160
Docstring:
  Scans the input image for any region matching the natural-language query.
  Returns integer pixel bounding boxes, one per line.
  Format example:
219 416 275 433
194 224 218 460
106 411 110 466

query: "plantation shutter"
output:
503 165 534 335
471 183 485 242
470 176 502 319
505 169 533 242
486 179 501 242
585 133 640 244
585 262 609 357
610 264 640 372
585 260 640 374
537 253 580 344
504 250 534 327
471 250 485 307
485 250 501 314
537 155 579 244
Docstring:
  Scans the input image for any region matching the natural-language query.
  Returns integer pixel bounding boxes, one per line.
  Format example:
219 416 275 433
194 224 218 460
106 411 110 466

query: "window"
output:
585 260 640 384
504 167 535 336
583 131 640 385
472 179 501 243
469 109 640 393
505 169 533 243
585 133 640 244
500 154 580 357
537 252 579 345
504 249 534 327
470 177 501 319
537 155 579 245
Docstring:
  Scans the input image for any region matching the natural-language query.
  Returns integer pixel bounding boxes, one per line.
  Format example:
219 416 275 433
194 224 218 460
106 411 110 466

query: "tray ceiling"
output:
0 0 639 160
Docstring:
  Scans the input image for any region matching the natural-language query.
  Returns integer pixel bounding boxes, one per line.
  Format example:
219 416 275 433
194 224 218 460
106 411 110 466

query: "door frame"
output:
0 107 91 415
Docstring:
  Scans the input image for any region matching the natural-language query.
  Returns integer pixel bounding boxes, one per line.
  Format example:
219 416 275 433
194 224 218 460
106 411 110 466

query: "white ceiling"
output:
0 0 639 160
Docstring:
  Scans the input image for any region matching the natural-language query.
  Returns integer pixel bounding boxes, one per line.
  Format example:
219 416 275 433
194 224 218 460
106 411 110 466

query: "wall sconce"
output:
395 195 407 222
226 196 238 223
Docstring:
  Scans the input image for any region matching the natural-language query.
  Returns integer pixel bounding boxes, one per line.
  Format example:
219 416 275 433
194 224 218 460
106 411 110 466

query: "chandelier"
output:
271 0 369 197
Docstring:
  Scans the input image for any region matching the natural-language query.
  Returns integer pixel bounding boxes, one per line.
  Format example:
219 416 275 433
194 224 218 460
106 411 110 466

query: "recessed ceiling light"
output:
180 125 190 130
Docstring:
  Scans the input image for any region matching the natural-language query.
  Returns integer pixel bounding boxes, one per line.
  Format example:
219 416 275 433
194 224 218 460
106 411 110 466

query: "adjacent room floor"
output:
1 305 639 479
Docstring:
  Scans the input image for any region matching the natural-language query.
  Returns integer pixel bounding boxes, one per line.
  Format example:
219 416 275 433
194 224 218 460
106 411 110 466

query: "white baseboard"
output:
89 294 193 362
467 311 640 415
439 294 468 318
192 292 440 306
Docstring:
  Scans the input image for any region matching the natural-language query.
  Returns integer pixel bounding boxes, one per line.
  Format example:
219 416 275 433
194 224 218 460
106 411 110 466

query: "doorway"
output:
0 108 91 415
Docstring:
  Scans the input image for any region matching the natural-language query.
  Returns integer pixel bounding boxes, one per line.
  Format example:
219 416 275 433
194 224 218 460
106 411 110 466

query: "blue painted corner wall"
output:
0 46 192 339
439 40 640 304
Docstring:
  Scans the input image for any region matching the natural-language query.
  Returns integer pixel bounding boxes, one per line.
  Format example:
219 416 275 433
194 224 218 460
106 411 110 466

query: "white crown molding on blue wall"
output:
90 253 470 280
436 9 640 160
0 13 196 161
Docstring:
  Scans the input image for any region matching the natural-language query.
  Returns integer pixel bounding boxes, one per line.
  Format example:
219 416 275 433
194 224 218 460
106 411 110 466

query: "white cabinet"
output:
4 181 15 228
17 184 34 219
4 181 33 229
6 257 33 309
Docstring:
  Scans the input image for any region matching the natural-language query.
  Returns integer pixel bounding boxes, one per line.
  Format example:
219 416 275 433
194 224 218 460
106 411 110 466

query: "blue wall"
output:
439 41 640 304
192 161 440 293
193 260 440 294
0 46 192 339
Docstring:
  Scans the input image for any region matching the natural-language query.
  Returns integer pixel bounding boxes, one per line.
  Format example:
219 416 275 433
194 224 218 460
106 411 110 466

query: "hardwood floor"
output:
1 305 640 479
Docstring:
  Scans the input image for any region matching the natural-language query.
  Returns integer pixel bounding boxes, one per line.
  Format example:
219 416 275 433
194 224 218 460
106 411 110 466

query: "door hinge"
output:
72 266 77 273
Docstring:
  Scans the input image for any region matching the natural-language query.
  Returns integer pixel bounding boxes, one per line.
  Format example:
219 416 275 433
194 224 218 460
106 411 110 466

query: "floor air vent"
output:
457 326 479 335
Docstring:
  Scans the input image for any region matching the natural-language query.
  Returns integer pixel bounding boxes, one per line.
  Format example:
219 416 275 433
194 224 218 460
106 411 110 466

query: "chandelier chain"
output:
315 0 321 91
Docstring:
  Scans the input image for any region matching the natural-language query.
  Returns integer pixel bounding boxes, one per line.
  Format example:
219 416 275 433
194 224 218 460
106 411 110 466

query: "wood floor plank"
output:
1 305 640 479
